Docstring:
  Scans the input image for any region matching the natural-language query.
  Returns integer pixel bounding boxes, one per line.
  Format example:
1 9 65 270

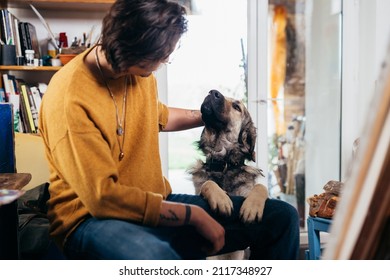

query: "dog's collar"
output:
205 158 244 173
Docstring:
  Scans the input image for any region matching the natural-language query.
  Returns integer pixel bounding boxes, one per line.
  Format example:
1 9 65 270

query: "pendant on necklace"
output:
117 126 124 136
119 152 124 161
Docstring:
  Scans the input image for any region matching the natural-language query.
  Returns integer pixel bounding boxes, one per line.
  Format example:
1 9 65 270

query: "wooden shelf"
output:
13 0 114 3
2 0 115 11
0 65 61 71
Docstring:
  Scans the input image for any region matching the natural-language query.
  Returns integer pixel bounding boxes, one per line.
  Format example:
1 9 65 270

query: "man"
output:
39 0 299 259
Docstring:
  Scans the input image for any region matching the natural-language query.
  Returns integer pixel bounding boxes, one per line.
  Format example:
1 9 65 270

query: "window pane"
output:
167 0 247 194
267 0 342 228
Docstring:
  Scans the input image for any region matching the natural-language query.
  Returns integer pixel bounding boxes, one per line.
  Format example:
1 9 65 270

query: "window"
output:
266 0 342 228
162 0 342 231
166 0 248 194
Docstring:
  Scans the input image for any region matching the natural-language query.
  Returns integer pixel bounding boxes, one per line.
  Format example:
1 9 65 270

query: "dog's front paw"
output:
240 184 268 223
200 180 233 216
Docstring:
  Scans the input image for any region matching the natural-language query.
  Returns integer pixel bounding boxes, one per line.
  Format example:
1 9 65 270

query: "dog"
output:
188 90 268 259
188 89 268 229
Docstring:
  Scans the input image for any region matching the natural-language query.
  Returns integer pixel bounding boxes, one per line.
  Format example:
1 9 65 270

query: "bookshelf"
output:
0 0 110 71
1 0 114 12
0 65 60 71
0 0 109 133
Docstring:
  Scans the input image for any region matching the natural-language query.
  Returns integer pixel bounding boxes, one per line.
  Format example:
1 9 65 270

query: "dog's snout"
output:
209 90 221 99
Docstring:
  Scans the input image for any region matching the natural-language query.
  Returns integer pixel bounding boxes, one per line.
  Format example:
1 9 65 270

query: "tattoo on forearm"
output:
160 209 179 222
187 110 200 119
184 205 191 225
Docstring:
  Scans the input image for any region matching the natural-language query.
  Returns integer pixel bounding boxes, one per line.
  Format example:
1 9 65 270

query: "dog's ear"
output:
196 128 213 156
239 118 257 162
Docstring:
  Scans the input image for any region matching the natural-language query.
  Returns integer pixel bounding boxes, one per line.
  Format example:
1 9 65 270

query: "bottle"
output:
47 37 58 58
25 49 35 66
59 32 68 48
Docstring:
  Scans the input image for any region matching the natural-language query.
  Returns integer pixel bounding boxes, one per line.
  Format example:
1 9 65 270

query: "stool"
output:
306 216 332 260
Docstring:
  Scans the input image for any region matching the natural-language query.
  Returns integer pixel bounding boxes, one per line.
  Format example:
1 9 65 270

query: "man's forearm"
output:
158 200 226 255
163 107 203 131
159 201 193 226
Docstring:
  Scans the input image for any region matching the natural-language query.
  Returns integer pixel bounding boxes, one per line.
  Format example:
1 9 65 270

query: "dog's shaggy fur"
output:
188 90 268 224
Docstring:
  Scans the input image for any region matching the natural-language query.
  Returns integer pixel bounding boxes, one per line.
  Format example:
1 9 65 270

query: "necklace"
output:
95 45 129 161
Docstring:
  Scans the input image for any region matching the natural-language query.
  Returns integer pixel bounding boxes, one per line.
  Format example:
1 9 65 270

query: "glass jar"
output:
25 49 35 66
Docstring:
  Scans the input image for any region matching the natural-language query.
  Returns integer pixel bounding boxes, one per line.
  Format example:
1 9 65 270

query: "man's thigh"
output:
64 218 181 259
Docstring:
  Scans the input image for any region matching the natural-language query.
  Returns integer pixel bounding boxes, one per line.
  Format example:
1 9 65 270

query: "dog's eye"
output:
232 103 242 112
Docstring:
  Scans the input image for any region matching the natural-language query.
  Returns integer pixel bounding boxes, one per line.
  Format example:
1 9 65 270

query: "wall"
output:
7 7 105 84
305 0 342 200
341 0 390 180
9 7 105 59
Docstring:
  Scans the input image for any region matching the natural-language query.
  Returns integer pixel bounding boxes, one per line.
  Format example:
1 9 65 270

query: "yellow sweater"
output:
38 48 171 248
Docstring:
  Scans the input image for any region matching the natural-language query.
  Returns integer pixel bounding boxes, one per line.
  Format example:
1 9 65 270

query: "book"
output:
29 86 42 112
18 21 29 57
20 83 36 133
1 73 43 133
0 9 11 44
10 12 22 57
8 93 21 133
15 78 27 133
1 74 21 132
0 103 15 173
0 9 22 56
0 10 7 44
5 10 14 45
2 73 11 102
23 22 40 58
18 89 29 133
25 84 39 130
7 74 19 95
0 88 5 102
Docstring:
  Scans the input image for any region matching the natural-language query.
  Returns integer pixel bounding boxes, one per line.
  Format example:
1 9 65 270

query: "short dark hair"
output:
101 0 188 73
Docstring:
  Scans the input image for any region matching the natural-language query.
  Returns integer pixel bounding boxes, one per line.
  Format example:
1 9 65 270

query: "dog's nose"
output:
209 90 221 99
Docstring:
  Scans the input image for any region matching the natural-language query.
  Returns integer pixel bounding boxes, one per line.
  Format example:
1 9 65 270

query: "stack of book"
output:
0 9 44 134
0 9 41 59
0 73 45 134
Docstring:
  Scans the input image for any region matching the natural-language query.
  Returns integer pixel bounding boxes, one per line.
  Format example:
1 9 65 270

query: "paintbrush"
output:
29 4 59 51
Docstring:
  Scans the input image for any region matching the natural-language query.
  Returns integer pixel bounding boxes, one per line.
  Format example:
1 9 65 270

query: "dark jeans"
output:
64 195 300 260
